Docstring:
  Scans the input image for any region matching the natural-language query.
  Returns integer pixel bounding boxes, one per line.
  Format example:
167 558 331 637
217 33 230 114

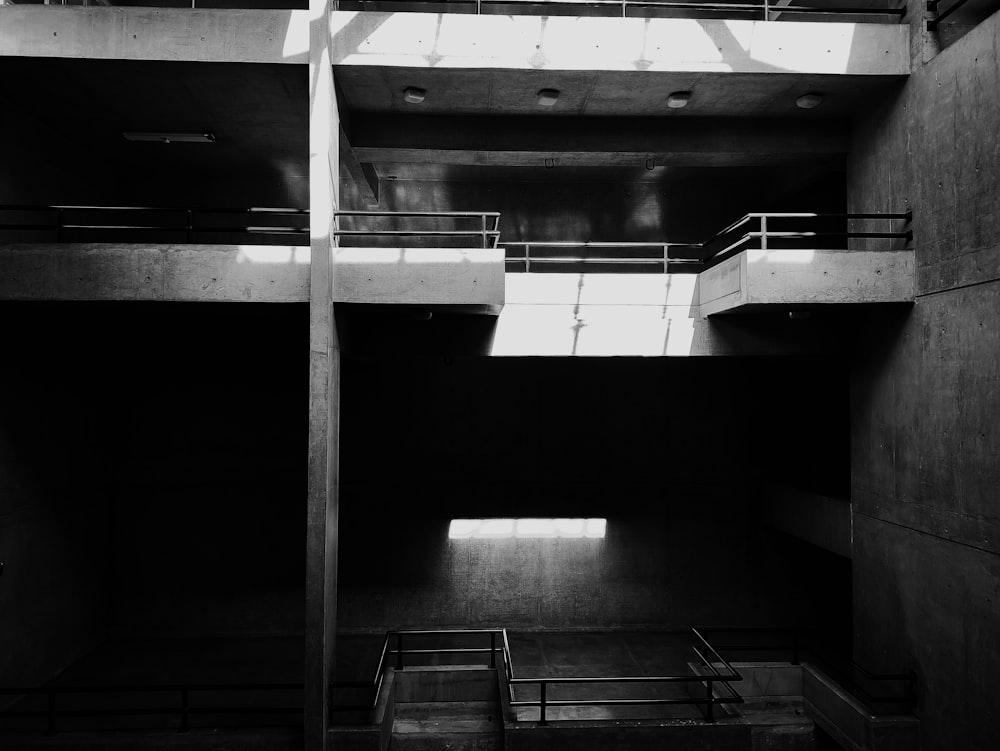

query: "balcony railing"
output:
2 1 306 8
0 683 303 734
336 0 907 22
0 205 310 245
333 210 501 249
331 627 743 723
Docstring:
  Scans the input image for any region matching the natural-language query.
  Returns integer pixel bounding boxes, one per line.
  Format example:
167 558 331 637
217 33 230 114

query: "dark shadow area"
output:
337 354 851 640
0 301 308 736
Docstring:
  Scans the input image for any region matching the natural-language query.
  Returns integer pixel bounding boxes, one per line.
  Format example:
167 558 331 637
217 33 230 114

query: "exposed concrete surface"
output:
331 13 909 75
0 8 308 64
0 245 309 302
698 249 914 315
760 485 852 559
847 5 1000 749
333 248 504 306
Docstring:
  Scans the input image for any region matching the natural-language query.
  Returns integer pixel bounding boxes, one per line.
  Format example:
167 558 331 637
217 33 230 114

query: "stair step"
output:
394 701 497 722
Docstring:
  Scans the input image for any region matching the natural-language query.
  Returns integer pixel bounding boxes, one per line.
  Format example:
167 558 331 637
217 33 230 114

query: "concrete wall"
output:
337 355 849 632
0 307 114 687
847 7 1000 749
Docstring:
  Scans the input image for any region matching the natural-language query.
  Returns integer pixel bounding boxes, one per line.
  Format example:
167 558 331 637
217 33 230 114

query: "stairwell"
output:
389 666 502 751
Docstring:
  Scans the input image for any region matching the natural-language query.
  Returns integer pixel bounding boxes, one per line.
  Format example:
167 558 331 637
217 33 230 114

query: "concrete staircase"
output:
389 666 502 751
391 700 500 751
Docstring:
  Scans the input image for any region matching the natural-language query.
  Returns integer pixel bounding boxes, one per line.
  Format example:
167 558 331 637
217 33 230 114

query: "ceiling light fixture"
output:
537 88 560 107
544 158 555 169
122 132 215 143
403 87 426 104
645 157 656 170
666 91 691 109
795 93 824 109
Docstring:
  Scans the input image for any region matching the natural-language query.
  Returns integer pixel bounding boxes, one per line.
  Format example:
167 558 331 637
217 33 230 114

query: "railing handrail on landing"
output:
0 682 303 735
331 627 743 723
337 0 907 22
333 210 501 249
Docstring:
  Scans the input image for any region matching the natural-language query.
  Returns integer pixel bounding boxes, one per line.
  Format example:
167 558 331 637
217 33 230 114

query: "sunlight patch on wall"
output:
449 518 607 540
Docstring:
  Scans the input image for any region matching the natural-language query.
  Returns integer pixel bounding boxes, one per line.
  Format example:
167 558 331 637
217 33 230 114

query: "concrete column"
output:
306 0 340 749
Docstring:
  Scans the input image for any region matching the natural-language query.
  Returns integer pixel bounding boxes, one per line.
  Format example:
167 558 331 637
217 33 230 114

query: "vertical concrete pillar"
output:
306 1 340 750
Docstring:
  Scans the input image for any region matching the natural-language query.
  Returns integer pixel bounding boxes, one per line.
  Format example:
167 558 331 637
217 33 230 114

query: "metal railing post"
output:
622 0 627 17
179 688 190 732
56 208 63 243
396 633 404 670
46 690 56 735
663 244 669 274
705 679 714 722
186 209 193 243
763 0 770 20
490 632 497 669
760 215 768 250
539 682 547 724
482 214 488 249
525 245 531 273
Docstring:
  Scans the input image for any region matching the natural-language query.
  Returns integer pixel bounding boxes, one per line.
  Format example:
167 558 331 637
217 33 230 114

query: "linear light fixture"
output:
122 132 216 143
448 518 607 540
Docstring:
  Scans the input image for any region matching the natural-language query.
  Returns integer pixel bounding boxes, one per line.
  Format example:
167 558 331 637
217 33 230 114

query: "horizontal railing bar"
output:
0 684 302 694
928 0 972 28
390 647 495 655
510 696 741 706
0 204 308 214
692 628 742 681
333 230 499 236
1 225 308 233
335 211 500 218
510 675 714 684
0 707 302 719
505 258 666 264
502 242 684 248
392 629 504 635
346 0 905 15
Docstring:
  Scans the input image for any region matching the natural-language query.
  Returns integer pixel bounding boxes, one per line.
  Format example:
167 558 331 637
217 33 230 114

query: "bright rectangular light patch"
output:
449 518 606 540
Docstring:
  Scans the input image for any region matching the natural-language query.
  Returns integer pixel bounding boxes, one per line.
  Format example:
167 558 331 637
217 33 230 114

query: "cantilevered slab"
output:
331 14 909 75
0 244 310 301
0 7 309 64
333 247 504 307
698 249 914 316
494 273 831 357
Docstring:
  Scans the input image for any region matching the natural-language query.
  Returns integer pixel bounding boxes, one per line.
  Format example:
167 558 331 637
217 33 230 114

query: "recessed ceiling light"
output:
666 91 691 108
122 132 215 143
403 87 426 104
795 93 824 109
537 88 560 107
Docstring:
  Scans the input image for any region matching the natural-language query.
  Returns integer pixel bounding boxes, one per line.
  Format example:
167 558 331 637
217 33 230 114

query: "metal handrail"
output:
334 210 501 249
333 627 742 724
0 204 310 242
337 0 906 21
0 683 303 735
698 626 918 711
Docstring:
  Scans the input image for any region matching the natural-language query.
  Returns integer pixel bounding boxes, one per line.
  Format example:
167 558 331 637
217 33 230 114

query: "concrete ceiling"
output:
0 57 308 207
335 66 900 118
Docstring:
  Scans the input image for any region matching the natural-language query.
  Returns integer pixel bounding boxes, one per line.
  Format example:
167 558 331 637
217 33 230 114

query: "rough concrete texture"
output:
847 6 1000 749
338 355 850 632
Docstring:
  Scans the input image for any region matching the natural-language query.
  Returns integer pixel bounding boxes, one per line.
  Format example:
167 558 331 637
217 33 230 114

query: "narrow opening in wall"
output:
448 518 607 539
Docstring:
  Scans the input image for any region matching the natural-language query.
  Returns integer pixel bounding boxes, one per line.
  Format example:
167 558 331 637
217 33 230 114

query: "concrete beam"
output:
698 249 915 315
0 244 309 301
340 125 381 206
760 483 852 558
0 7 309 64
351 114 847 167
331 13 909 75
333 248 504 306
